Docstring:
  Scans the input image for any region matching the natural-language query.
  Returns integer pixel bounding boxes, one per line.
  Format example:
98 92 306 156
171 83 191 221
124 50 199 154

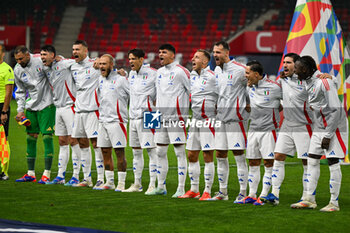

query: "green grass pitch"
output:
0 100 349 232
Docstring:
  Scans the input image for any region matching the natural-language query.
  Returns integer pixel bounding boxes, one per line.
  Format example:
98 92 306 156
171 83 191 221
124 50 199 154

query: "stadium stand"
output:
1 0 350 68
0 0 66 52
77 0 273 68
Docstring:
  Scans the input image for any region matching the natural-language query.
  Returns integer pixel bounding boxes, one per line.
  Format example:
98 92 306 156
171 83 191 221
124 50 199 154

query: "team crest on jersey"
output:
168 72 175 85
227 74 233 86
264 90 270 95
36 66 42 72
54 66 59 71
86 69 90 74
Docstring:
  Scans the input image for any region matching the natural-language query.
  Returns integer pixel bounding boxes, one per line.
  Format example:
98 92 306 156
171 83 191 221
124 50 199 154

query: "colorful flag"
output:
278 0 350 162
0 125 10 176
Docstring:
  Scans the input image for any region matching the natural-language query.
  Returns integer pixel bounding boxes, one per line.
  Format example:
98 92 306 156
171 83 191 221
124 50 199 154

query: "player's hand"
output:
1 113 8 124
15 112 25 122
321 137 331 150
93 58 100 69
280 71 286 79
55 56 62 62
317 73 332 80
117 68 127 77
245 104 251 113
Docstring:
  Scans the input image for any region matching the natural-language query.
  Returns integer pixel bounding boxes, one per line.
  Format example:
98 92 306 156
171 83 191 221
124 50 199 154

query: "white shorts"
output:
186 120 215 151
154 121 187 144
71 111 99 138
274 123 312 159
246 130 277 160
97 122 127 148
308 127 348 159
55 105 75 136
215 121 247 150
129 119 156 148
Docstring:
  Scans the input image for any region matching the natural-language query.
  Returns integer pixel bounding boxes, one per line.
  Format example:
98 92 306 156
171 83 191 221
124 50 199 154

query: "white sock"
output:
271 160 285 198
248 165 260 198
132 149 144 186
43 170 51 179
80 147 92 181
105 170 114 184
147 148 157 187
217 157 229 195
204 162 214 194
260 166 272 197
329 163 341 206
302 164 308 200
156 145 168 190
235 154 248 195
118 171 126 184
57 145 69 178
174 145 187 192
189 161 200 193
306 157 320 202
28 170 35 177
94 147 104 181
71 144 81 179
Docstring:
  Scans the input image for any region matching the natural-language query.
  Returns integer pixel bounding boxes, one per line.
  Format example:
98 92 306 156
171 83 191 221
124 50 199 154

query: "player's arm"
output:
317 73 338 89
320 80 341 149
1 67 14 124
14 71 26 121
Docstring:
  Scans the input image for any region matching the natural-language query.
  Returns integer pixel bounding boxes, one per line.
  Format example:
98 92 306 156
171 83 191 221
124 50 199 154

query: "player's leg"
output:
76 138 93 187
125 119 144 192
230 122 248 200
147 126 169 195
170 124 188 198
99 147 115 190
201 150 214 200
38 105 55 184
87 112 104 185
199 124 215 200
237 159 260 204
212 150 229 200
180 150 200 198
212 123 229 200
114 147 127 192
180 125 200 198
47 107 69 184
59 106 81 186
320 128 347 212
146 147 157 193
259 159 273 202
140 120 157 194
15 110 39 182
270 127 296 203
46 135 69 185
66 136 81 186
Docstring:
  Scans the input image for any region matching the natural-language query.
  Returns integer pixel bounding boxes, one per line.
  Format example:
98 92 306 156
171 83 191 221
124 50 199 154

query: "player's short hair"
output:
159 44 176 54
297 55 317 74
246 60 263 76
284 53 300 63
14 45 29 55
214 41 230 51
128 48 145 58
41 44 56 56
197 49 211 62
0 44 5 53
73 40 88 48
101 54 115 65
